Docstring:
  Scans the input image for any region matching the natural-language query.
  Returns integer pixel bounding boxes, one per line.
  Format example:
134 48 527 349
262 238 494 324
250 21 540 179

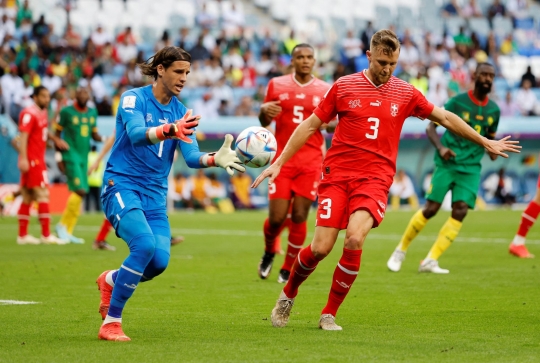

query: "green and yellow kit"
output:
426 90 500 208
56 105 99 192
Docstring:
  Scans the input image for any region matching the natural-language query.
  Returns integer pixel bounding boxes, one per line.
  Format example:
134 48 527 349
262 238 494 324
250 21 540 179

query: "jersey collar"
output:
467 90 489 107
291 73 315 88
73 102 88 113
361 70 390 89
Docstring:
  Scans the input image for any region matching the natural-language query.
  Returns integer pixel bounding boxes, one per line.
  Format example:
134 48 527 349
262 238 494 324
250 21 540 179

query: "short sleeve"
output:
409 87 434 120
313 82 338 124
263 79 275 103
18 111 34 133
118 91 145 128
443 97 456 113
487 108 500 137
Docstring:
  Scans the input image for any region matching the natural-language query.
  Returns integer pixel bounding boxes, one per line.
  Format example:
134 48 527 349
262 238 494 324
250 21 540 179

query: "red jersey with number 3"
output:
18 104 49 164
314 71 434 186
264 74 331 168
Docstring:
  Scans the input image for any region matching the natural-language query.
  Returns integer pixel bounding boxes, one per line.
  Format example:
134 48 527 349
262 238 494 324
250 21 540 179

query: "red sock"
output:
96 219 113 241
321 248 362 317
283 246 322 298
38 202 50 237
18 203 30 237
281 221 307 272
516 201 540 238
264 218 283 253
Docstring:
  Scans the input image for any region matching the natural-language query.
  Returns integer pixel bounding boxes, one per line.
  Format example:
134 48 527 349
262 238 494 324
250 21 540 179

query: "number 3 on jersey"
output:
366 117 379 139
293 105 304 123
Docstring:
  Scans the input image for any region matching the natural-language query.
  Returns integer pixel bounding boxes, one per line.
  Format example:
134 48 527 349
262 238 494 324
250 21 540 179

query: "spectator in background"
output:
1 65 23 121
31 14 48 43
410 69 428 95
196 3 217 29
0 14 16 42
86 145 104 212
506 0 529 25
41 66 62 94
482 169 516 205
192 92 219 119
399 36 420 72
64 23 82 51
230 172 252 209
190 35 211 62
234 96 256 116
202 56 225 86
211 76 234 105
341 30 363 74
515 79 538 116
360 21 375 52
500 33 517 55
177 27 194 51
441 0 461 17
186 60 206 87
217 99 231 116
122 59 144 88
90 24 111 49
16 0 32 27
184 170 211 210
155 30 172 52
333 63 347 82
222 2 245 35
487 0 506 27
116 36 137 64
389 170 419 210
281 30 299 55
116 26 135 45
499 90 520 116
461 0 483 18
222 44 244 70
427 82 449 107
520 66 537 88
255 51 274 78
206 173 228 211
201 27 217 53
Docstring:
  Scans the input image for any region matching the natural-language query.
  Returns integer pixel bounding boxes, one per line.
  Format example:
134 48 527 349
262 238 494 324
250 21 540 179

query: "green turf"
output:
0 210 538 362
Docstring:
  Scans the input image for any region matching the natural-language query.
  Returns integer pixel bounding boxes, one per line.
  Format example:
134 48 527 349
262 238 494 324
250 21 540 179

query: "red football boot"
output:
98 322 131 341
96 270 113 320
509 244 535 258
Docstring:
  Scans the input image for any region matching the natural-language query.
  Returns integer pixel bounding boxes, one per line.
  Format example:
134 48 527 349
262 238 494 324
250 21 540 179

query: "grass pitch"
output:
0 209 538 362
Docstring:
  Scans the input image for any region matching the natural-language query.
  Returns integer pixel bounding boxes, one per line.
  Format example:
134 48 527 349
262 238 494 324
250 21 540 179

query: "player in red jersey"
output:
253 30 521 330
257 43 331 283
17 86 68 245
509 153 539 258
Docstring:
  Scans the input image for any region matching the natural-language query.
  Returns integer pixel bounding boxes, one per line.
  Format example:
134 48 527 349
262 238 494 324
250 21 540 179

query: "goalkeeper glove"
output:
148 109 200 144
202 134 246 176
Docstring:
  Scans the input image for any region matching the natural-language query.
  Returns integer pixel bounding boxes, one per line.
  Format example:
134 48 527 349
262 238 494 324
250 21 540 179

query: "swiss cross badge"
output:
390 103 399 117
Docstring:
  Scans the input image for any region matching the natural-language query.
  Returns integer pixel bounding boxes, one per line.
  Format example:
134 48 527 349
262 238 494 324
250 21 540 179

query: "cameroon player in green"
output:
55 88 105 243
387 63 500 274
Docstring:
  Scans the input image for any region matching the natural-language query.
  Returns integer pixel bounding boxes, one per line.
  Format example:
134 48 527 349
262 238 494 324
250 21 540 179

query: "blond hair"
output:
370 29 400 55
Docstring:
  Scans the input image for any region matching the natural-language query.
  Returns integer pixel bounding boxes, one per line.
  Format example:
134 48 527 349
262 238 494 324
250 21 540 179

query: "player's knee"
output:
268 213 287 227
422 204 439 219
451 202 468 221
148 250 170 278
290 211 307 224
344 235 365 250
311 245 331 259
128 233 156 265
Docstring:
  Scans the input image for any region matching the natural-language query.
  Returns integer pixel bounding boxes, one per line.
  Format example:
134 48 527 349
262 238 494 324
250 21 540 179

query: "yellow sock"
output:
427 217 462 260
391 195 400 210
397 209 428 251
60 193 82 234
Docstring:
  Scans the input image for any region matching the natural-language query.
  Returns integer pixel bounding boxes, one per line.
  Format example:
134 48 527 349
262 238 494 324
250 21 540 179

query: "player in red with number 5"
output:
257 43 331 284
17 86 69 245
252 29 521 331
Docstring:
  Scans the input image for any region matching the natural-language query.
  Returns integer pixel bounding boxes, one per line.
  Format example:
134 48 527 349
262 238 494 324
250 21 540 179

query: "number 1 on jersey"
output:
366 117 379 139
293 105 304 123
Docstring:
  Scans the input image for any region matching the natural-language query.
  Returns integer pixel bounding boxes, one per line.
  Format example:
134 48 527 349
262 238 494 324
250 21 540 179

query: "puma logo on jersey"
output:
296 93 305 99
158 118 168 124
370 100 381 107
349 99 361 108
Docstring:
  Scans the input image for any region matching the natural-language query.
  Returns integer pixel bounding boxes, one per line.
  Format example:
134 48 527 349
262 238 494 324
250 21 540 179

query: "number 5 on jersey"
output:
293 105 304 123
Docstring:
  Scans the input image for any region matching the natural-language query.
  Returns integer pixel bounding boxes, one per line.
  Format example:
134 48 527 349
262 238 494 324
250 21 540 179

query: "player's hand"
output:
487 151 498 161
261 101 282 119
214 134 246 176
251 163 281 188
438 146 456 160
88 161 99 175
57 161 65 173
484 136 521 158
158 110 201 144
53 137 69 151
18 158 29 173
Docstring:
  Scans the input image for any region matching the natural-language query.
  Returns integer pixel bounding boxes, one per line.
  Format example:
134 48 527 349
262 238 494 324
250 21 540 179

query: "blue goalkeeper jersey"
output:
103 85 204 201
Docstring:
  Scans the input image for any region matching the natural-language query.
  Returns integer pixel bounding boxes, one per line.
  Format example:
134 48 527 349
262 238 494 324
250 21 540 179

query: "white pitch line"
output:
0 300 40 305
1 225 539 245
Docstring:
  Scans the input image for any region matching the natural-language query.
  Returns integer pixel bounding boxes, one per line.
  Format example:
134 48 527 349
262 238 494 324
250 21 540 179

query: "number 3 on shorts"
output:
268 182 276 194
319 198 332 219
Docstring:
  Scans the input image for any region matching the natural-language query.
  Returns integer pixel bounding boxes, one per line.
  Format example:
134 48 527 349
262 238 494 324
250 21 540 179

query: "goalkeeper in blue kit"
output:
96 47 245 341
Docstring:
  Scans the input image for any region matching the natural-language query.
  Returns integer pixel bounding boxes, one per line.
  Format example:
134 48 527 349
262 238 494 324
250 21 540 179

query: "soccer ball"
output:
235 126 277 168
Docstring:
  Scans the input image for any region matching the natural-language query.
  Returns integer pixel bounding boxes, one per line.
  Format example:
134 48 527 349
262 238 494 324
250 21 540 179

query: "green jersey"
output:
57 105 98 163
434 91 500 174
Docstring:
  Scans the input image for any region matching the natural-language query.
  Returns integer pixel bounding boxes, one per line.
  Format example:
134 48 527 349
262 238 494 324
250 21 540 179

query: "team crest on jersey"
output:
146 113 153 123
349 99 361 108
390 103 399 117
488 116 494 126
279 93 289 101
313 96 321 107
72 116 79 125
462 112 470 121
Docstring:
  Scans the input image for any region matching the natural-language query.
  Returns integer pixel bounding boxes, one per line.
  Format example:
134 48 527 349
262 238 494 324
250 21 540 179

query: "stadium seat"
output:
444 17 465 36
374 5 394 30
492 16 513 37
468 18 490 38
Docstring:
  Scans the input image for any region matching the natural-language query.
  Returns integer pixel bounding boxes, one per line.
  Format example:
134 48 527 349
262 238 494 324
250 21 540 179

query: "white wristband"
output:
147 127 160 144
